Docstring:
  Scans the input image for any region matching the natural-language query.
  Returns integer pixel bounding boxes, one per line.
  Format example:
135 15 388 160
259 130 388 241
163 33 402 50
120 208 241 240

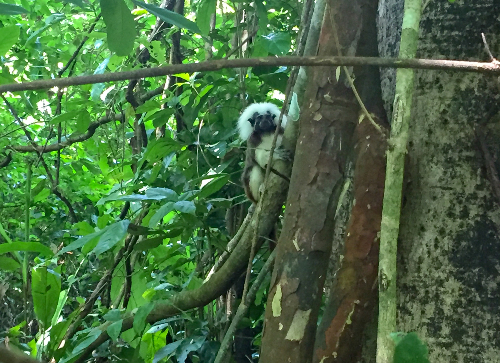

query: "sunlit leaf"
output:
260 32 291 55
0 26 20 56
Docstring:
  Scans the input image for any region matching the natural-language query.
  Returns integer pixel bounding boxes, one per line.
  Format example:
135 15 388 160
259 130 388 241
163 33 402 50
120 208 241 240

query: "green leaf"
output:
92 220 130 256
0 26 20 56
153 340 182 363
133 236 165 251
0 256 21 271
176 336 206 363
32 266 61 329
141 138 181 164
72 330 101 354
60 231 102 254
149 202 175 228
0 241 54 257
100 0 136 56
0 3 28 15
132 0 201 34
107 320 123 341
0 222 13 243
51 290 69 327
26 13 66 43
92 219 130 256
174 201 196 215
50 110 79 125
146 188 179 201
255 0 268 32
33 188 50 203
393 332 430 363
260 32 291 55
103 309 122 321
134 303 154 334
197 175 229 199
76 110 91 133
30 179 47 198
196 0 216 35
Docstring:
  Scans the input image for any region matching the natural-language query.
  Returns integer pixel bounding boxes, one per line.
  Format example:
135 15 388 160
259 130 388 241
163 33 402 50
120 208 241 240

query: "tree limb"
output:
1 56 499 93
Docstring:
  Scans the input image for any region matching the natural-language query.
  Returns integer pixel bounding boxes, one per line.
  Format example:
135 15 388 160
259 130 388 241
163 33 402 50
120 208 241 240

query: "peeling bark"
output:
259 0 363 361
314 119 387 363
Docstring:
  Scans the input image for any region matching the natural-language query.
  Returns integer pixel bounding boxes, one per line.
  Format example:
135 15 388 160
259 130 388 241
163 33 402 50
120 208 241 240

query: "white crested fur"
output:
249 165 264 201
255 133 283 169
237 102 288 140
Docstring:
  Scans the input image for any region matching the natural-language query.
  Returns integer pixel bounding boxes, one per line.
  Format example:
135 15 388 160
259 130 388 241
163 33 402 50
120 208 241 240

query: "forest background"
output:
0 0 499 363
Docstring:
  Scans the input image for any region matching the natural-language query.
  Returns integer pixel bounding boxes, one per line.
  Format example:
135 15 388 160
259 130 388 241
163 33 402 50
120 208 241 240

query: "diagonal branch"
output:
10 113 124 153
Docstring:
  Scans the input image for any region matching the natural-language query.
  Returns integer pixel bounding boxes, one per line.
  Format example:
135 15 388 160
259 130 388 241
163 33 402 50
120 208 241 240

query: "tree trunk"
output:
378 0 500 362
258 0 363 361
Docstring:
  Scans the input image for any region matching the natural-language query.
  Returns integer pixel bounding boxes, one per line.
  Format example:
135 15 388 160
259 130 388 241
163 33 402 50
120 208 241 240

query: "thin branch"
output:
215 249 276 363
1 56 499 93
10 113 124 153
224 27 258 59
57 14 102 77
481 33 498 63
2 95 78 222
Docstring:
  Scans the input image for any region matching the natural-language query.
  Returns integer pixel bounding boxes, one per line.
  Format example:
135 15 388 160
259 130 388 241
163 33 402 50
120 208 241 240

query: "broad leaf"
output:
107 320 123 341
100 0 136 56
0 26 20 56
197 175 229 199
0 4 28 15
149 202 175 228
92 220 130 255
0 241 54 257
32 266 61 329
196 0 216 35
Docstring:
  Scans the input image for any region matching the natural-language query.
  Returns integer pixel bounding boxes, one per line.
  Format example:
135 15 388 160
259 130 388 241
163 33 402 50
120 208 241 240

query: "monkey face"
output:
249 111 277 134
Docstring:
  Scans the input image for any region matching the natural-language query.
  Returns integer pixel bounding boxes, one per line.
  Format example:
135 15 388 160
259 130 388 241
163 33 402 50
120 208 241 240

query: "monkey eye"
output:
248 118 255 125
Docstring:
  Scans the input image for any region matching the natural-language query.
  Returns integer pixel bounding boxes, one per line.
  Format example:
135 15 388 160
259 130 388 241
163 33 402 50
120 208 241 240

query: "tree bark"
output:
377 0 500 362
258 0 364 361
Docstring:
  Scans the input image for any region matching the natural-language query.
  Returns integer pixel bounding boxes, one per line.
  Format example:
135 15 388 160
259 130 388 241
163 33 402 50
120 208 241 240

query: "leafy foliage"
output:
392 332 430 363
0 0 298 362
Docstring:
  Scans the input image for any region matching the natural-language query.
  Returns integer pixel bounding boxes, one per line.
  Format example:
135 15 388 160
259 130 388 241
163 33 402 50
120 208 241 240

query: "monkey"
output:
237 102 289 203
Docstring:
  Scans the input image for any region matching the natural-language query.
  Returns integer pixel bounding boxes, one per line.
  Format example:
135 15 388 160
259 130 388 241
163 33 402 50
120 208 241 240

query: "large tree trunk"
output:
378 0 500 361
